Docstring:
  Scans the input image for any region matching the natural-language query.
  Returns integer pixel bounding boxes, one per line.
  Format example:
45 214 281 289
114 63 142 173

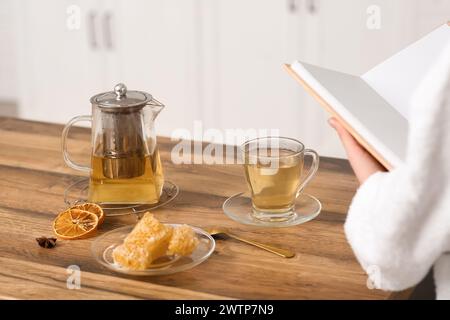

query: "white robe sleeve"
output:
345 169 447 291
344 44 450 292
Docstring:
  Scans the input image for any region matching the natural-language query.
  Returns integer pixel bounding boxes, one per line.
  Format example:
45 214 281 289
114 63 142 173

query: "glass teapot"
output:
62 83 165 204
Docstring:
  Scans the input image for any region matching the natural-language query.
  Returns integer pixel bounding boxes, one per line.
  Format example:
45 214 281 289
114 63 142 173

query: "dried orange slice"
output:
53 209 99 240
72 203 105 225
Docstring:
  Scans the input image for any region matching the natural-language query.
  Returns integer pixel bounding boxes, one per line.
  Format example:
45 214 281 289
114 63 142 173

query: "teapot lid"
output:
90 83 154 110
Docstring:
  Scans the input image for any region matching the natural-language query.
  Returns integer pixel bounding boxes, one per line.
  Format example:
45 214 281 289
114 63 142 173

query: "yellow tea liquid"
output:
88 150 164 204
244 150 303 213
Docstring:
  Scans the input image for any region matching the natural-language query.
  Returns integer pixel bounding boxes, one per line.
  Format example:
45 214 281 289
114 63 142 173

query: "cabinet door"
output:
415 0 450 37
202 0 305 145
308 0 427 75
113 0 199 138
0 0 18 103
14 0 106 124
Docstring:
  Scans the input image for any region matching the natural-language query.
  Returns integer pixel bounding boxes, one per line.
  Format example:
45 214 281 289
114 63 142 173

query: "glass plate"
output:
223 191 321 227
64 178 179 216
91 224 215 276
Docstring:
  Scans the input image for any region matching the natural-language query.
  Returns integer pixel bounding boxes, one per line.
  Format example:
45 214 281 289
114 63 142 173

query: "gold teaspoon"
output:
206 227 295 258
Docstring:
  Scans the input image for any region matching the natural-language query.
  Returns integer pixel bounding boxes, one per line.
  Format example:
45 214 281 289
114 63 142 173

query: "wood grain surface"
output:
0 117 397 300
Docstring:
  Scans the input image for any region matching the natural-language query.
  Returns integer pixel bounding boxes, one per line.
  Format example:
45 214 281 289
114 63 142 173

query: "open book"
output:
285 23 450 170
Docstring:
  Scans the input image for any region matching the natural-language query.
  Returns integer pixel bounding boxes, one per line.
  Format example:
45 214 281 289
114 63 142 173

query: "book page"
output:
362 24 450 120
290 61 408 167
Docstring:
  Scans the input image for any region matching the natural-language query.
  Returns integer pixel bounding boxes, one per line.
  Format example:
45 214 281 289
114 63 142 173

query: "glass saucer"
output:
91 224 215 276
223 192 321 227
64 178 179 217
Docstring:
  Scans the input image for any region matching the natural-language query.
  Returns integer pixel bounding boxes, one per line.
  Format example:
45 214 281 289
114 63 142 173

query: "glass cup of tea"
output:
241 137 319 222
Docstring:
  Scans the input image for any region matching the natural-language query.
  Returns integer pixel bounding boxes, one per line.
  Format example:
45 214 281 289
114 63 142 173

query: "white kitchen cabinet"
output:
199 0 306 145
197 0 349 157
13 0 200 137
14 0 108 124
113 0 200 137
306 0 449 75
0 0 17 103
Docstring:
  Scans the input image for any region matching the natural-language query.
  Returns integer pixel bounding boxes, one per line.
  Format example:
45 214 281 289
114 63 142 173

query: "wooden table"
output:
0 117 402 299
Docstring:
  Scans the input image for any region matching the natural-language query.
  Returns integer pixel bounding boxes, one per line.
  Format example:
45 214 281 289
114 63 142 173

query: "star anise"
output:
36 236 57 249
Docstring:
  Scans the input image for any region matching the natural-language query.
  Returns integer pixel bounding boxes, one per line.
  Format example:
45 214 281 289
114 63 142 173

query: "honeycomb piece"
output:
112 212 173 270
167 224 199 256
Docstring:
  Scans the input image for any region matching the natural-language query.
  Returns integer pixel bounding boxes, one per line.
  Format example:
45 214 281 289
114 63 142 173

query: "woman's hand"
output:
328 117 386 184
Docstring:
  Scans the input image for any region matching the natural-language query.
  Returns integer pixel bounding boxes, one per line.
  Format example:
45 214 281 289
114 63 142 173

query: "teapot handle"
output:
61 115 92 173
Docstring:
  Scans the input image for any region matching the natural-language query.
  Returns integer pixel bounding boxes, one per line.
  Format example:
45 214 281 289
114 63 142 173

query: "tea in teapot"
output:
62 83 165 204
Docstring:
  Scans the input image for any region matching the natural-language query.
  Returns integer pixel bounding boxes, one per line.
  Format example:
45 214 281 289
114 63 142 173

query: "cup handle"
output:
297 149 319 197
61 115 92 173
